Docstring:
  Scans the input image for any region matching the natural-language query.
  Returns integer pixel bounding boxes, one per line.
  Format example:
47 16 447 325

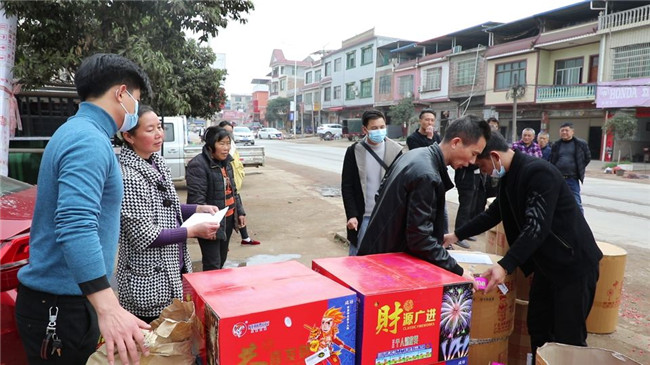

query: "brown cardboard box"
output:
536 342 642 364
586 241 627 334
486 222 508 256
508 299 531 365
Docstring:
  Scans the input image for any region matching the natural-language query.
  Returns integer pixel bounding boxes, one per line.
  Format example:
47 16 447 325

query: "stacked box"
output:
312 253 473 365
183 260 357 365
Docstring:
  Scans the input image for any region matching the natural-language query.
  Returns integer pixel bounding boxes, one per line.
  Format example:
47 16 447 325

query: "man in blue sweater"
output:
16 54 152 365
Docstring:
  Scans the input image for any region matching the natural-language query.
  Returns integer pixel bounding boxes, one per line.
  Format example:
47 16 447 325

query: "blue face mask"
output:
367 129 387 144
118 90 139 132
490 155 506 178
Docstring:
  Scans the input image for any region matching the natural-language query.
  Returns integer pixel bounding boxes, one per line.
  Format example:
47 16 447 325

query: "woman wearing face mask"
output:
341 109 402 255
116 105 220 323
186 126 248 270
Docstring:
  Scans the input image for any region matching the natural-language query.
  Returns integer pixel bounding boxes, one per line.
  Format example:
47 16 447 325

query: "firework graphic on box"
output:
439 283 472 361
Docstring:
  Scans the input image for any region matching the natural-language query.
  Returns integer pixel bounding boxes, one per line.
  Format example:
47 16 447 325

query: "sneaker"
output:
241 239 261 245
454 240 471 249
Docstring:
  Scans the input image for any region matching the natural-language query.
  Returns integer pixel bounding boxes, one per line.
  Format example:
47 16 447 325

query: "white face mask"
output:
118 89 139 132
490 155 506 178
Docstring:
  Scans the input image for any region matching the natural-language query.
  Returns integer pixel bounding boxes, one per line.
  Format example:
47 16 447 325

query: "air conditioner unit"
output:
452 45 462 54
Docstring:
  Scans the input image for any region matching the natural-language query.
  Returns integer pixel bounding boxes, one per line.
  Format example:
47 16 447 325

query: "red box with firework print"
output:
182 260 357 365
312 253 473 365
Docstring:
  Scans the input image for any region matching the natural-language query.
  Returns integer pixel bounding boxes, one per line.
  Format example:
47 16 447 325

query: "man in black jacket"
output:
444 132 602 356
357 115 490 285
406 109 441 149
549 122 591 213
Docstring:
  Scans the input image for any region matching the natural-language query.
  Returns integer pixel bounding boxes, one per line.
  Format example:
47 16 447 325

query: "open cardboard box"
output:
536 342 642 364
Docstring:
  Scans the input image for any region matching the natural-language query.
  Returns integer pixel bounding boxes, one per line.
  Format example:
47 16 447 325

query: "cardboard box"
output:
508 299 531 365
183 260 357 365
536 342 642 364
486 223 508 256
312 253 473 365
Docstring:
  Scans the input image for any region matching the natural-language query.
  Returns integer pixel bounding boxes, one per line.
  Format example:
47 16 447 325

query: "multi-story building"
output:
595 3 650 161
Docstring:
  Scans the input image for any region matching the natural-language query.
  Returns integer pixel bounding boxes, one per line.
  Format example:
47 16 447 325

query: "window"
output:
314 91 321 105
325 62 332 77
360 79 372 98
379 75 391 95
305 71 313 84
324 87 331 101
495 60 526 90
280 79 286 91
346 51 356 69
398 75 414 97
315 70 322 82
163 123 175 142
304 93 313 105
361 46 373 65
456 59 476 86
423 67 442 91
346 83 356 100
334 86 341 99
612 43 650 80
334 58 342 72
555 58 583 85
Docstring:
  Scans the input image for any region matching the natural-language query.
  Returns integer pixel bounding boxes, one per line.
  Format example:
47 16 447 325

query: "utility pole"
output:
506 74 525 142
292 60 297 137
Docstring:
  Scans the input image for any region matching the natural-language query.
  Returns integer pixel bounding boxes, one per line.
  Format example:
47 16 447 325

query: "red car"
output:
1 176 36 365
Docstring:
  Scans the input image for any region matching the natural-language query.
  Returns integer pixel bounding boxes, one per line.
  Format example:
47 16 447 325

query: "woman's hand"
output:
196 205 219 214
188 222 220 240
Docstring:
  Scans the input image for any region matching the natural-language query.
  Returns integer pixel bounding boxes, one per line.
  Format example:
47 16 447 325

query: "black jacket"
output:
549 137 591 182
186 146 245 241
341 138 403 245
357 144 464 275
406 130 441 150
455 152 602 282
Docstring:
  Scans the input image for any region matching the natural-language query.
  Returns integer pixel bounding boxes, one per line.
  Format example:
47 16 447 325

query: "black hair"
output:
218 120 233 128
203 126 231 152
477 131 510 159
419 109 436 119
487 117 499 125
560 122 574 129
74 53 152 101
442 114 491 146
362 109 385 127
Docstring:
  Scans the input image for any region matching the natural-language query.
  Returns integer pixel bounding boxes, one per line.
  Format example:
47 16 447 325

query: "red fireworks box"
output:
182 260 358 365
312 253 473 365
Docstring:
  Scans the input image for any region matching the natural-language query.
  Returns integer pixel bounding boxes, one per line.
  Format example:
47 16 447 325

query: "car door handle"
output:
168 148 178 153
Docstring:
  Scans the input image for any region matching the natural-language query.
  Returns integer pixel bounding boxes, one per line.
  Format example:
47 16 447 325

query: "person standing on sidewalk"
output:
218 121 261 246
341 109 402 255
406 109 441 150
16 53 152 365
550 122 591 213
186 126 247 270
538 131 552 161
511 128 542 158
444 131 602 356
357 115 490 285
116 105 220 324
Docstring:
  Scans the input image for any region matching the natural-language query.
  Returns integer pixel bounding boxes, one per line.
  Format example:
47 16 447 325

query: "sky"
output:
204 0 585 95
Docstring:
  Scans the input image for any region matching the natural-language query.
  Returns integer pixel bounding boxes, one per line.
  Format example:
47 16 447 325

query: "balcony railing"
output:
599 4 650 31
536 84 596 103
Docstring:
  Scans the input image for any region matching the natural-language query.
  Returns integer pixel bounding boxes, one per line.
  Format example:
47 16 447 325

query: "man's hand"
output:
238 215 246 228
461 270 478 291
482 264 507 293
87 288 150 365
425 126 434 138
347 217 358 231
443 233 458 249
196 205 218 214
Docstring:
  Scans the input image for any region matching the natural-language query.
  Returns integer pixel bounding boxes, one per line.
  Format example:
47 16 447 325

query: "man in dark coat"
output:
444 132 602 356
549 122 591 213
358 115 491 284
406 109 441 149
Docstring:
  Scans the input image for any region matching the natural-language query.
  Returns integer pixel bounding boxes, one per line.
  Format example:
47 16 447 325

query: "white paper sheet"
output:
181 209 227 228
448 251 494 265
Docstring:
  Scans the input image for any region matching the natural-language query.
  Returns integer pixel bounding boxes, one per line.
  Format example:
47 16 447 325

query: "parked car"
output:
1 176 36 365
258 127 284 139
233 126 255 145
317 123 343 140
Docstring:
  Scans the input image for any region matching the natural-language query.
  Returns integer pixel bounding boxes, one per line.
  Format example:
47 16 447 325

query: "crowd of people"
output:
15 53 601 364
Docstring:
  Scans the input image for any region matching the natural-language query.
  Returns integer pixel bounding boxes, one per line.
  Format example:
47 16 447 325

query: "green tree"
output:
388 96 416 128
266 97 291 127
602 112 637 162
1 0 253 117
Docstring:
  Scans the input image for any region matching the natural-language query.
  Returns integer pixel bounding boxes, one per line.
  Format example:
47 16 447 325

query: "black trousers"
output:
199 214 235 270
455 188 477 229
15 284 100 365
527 267 598 355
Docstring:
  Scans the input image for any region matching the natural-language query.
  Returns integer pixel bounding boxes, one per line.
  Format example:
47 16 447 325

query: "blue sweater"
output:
18 102 123 296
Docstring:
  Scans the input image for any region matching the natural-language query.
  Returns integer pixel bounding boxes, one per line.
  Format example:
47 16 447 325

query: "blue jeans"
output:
565 177 583 214
350 216 370 256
